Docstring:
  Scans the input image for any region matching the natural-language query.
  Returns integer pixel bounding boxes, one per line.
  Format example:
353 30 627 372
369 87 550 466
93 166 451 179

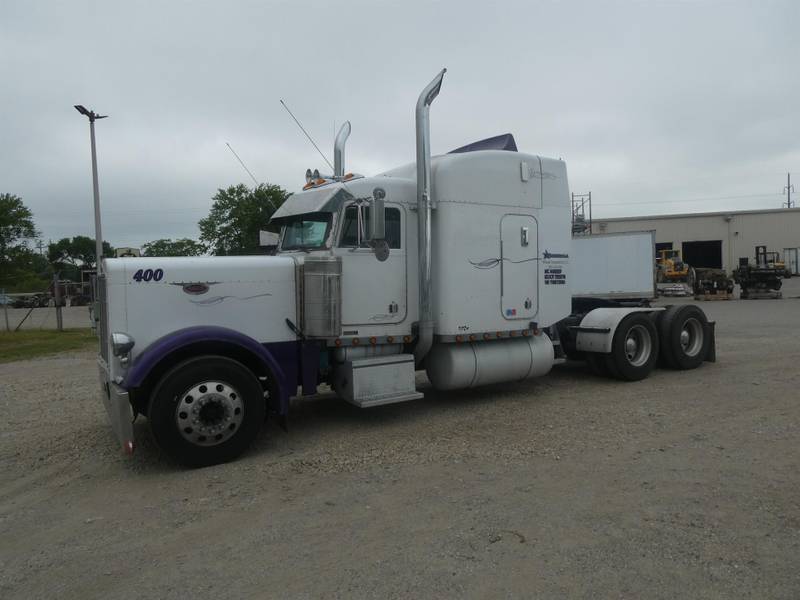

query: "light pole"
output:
74 105 108 274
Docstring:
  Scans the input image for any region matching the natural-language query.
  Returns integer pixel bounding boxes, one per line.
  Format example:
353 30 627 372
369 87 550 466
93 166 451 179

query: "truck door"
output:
335 204 407 326
500 214 538 321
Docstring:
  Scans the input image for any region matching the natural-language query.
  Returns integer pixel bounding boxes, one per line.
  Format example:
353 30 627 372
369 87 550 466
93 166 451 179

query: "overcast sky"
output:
2 0 798 248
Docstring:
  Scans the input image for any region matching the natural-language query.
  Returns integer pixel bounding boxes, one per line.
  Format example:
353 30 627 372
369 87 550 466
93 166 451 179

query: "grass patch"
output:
0 328 97 364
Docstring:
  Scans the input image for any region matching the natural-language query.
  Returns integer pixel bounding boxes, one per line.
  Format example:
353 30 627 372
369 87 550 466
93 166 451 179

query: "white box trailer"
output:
93 69 716 466
571 231 656 301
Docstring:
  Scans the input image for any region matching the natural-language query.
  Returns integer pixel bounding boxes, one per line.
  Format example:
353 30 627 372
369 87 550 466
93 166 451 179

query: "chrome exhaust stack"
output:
413 68 446 366
334 121 351 177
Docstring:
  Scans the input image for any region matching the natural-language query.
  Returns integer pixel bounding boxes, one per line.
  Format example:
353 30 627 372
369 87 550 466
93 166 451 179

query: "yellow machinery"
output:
656 249 695 295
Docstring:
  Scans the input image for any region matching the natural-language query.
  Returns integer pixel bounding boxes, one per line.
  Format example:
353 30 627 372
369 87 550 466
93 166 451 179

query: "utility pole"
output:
35 240 45 256
53 274 63 332
74 105 108 274
2 288 9 332
784 173 795 208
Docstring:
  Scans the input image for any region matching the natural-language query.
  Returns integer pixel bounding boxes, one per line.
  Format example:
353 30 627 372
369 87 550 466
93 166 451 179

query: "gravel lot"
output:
2 281 799 599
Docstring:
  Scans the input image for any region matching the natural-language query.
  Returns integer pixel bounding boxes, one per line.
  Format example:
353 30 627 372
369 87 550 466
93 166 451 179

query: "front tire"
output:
148 355 266 467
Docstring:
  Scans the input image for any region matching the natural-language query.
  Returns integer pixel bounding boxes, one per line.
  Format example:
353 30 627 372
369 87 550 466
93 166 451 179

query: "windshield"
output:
280 213 331 250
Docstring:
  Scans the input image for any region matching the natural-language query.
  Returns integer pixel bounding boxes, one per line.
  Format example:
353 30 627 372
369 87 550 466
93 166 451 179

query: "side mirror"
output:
368 187 389 262
368 187 386 241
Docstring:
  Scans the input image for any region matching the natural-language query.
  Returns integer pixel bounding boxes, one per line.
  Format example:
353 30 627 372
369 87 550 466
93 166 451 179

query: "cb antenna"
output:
226 142 259 187
280 99 334 172
224 142 276 211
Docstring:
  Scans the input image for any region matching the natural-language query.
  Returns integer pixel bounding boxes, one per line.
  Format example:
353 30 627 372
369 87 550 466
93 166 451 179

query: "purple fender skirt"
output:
122 326 319 415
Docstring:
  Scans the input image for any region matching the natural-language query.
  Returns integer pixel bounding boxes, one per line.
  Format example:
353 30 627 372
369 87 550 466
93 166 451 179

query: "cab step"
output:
332 354 424 408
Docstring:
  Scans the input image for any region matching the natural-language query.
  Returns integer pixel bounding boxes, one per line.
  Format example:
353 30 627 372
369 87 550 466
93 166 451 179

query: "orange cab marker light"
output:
387 336 394 343
334 339 342 347
496 332 503 338
533 328 541 336
369 337 377 345
522 330 529 336
352 338 360 346
483 333 491 340
468 334 476 342
403 335 412 343
455 335 463 343
509 331 516 337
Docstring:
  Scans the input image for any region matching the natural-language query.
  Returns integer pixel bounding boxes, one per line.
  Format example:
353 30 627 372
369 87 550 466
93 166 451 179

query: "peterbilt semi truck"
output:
96 69 715 466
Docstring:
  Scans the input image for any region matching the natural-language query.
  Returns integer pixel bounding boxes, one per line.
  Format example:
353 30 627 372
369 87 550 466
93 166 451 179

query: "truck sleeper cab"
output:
96 70 715 467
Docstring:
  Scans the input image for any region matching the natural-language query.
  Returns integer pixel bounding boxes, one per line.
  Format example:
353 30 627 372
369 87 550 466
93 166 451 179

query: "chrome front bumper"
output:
98 362 135 454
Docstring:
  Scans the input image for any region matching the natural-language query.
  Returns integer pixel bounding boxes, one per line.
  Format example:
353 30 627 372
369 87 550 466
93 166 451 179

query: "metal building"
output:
591 207 800 275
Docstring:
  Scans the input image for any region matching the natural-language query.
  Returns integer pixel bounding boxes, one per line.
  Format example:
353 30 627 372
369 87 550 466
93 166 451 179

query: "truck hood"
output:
103 255 298 365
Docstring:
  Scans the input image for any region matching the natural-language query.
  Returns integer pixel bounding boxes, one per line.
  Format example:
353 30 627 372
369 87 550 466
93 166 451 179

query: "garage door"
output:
682 240 722 269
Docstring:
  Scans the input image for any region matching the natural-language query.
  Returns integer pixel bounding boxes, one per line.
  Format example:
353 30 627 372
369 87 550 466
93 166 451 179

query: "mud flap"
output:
704 321 716 363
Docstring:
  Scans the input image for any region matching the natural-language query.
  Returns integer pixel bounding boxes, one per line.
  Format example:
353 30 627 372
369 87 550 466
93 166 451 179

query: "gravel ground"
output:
1 280 799 598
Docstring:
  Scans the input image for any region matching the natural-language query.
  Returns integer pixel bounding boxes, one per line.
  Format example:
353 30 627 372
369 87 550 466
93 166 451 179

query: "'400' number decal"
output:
132 268 164 282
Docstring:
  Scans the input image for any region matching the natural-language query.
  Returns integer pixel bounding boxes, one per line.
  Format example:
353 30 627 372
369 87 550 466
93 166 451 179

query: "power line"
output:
593 192 783 207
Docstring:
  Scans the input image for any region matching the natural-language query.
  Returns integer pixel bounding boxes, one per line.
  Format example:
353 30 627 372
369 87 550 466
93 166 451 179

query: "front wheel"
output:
148 355 266 467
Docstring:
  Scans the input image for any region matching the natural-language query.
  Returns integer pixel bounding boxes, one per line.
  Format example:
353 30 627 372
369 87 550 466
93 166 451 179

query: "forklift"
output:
732 246 784 299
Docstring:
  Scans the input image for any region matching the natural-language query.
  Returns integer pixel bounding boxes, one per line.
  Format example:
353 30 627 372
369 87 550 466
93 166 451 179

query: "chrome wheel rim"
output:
680 317 704 357
175 381 244 446
624 324 652 367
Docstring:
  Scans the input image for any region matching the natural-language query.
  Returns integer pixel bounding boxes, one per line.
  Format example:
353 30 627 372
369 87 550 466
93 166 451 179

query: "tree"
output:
198 183 288 255
0 193 38 264
48 236 114 271
0 194 46 291
142 238 206 257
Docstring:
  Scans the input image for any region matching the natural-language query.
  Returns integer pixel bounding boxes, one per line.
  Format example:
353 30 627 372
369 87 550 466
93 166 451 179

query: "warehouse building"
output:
591 207 800 275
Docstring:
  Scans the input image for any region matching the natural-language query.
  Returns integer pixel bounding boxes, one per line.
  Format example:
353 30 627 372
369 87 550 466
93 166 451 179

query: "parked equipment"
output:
763 251 792 279
693 268 734 300
94 71 717 466
733 246 783 299
656 249 694 296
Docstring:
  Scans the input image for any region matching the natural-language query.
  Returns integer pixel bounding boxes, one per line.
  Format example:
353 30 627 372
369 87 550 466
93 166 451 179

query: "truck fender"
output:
573 307 665 354
122 326 294 414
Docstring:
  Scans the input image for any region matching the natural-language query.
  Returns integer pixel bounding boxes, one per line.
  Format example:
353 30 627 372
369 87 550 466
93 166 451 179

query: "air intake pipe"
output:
413 68 446 366
334 121 351 177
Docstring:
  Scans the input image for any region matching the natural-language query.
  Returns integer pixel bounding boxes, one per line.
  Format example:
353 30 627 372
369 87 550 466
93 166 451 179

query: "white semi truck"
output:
97 70 715 466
